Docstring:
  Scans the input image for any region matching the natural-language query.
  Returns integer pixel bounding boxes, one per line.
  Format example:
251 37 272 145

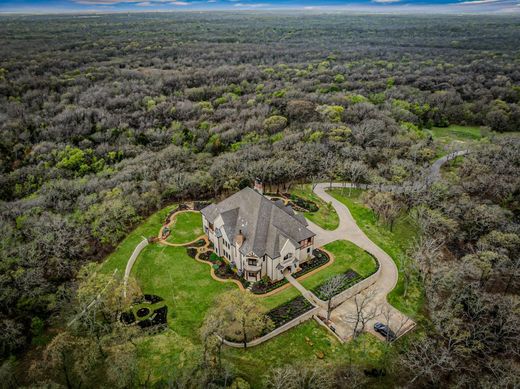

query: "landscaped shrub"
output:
120 294 167 329
266 296 314 328
193 239 206 247
186 247 197 258
289 194 319 212
199 251 211 262
209 252 220 263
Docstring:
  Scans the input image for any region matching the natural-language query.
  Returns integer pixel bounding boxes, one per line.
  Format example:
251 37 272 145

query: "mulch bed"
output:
286 193 319 212
192 249 250 288
311 269 362 300
266 295 314 329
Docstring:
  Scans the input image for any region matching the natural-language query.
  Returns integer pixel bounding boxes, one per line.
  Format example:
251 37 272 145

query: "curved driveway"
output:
306 151 469 339
307 183 412 340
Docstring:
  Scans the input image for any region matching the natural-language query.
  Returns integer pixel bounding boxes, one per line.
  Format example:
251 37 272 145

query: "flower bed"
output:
266 295 314 329
311 269 362 300
194 249 250 288
186 247 198 258
251 249 330 294
192 239 206 247
287 194 319 212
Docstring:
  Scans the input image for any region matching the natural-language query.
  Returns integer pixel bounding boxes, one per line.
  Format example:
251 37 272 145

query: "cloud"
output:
372 0 402 3
137 1 152 5
74 0 172 4
459 0 501 3
233 2 267 5
170 1 190 4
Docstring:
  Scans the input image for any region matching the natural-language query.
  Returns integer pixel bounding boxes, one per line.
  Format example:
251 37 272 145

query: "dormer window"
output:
248 258 257 266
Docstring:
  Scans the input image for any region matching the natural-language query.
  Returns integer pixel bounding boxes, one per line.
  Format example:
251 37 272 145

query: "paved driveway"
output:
306 183 415 341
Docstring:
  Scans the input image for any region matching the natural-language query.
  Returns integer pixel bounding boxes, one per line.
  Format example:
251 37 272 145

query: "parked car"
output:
374 322 396 341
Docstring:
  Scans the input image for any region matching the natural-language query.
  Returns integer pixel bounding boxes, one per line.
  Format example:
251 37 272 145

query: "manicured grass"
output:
223 322 396 388
99 201 397 387
166 211 203 244
100 205 176 274
327 189 424 318
291 184 339 230
132 244 235 340
258 240 377 310
429 124 483 141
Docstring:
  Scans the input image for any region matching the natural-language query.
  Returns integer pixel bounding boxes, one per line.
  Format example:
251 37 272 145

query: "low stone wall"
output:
123 238 149 297
222 306 320 348
311 259 382 311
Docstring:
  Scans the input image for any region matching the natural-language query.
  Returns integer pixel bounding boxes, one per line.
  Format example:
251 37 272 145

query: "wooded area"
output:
0 12 519 388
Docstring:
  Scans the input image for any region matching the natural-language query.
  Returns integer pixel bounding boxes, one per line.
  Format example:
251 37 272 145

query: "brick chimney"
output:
254 177 264 195
235 229 245 247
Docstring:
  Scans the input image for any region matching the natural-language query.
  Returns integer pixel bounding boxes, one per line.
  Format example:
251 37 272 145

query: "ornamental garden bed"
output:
251 249 330 294
120 294 168 329
286 194 319 212
192 239 206 247
164 203 189 224
266 295 314 329
191 249 249 288
311 270 362 300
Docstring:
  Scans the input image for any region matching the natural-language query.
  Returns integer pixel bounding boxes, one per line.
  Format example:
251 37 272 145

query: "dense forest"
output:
0 12 519 388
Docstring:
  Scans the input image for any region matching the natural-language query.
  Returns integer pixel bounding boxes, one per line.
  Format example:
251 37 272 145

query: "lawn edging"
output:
221 305 320 348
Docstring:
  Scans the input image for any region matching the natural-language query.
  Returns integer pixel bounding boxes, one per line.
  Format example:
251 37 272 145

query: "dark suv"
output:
374 322 396 341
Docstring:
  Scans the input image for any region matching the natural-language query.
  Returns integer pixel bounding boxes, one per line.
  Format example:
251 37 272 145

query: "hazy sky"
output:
0 0 519 13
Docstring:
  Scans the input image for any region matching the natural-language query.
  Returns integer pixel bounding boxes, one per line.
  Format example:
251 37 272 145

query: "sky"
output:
0 0 519 13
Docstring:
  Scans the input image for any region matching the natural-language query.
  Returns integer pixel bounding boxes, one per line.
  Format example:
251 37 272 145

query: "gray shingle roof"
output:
201 187 315 259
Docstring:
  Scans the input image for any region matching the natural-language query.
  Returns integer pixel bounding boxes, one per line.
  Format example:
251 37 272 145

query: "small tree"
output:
214 290 273 348
343 289 379 337
318 274 347 320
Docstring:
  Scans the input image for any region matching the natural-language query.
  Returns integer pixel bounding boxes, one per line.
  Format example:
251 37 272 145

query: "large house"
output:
200 183 315 283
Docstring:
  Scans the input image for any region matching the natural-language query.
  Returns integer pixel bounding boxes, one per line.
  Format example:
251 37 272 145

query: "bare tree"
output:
343 288 379 337
380 305 412 340
317 274 347 320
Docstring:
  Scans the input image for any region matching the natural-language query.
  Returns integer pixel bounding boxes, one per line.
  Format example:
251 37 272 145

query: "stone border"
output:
221 305 320 348
192 240 247 291
158 209 205 247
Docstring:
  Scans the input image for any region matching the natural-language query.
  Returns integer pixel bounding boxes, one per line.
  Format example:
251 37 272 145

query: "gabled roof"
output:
201 187 315 259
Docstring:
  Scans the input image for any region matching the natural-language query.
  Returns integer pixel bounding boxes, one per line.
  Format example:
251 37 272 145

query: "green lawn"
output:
166 211 203 244
98 202 399 387
291 184 339 230
327 189 424 318
258 240 377 310
429 124 483 141
100 205 175 274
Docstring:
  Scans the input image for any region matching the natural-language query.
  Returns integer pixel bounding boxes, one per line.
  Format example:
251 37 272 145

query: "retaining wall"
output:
311 259 382 311
123 238 149 297
222 305 319 348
